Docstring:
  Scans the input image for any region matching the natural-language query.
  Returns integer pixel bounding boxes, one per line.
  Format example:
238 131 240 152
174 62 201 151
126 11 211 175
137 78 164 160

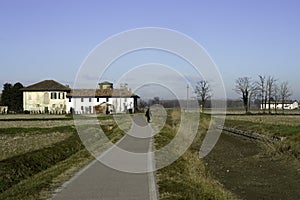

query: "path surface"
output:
204 132 300 200
51 115 157 200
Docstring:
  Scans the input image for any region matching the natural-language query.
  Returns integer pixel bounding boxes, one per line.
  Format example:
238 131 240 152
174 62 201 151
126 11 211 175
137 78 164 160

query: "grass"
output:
155 109 237 200
224 116 300 158
0 149 92 200
0 116 126 199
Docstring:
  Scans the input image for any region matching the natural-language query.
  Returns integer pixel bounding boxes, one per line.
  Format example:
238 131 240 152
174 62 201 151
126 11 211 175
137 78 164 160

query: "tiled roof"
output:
67 89 139 98
21 80 71 91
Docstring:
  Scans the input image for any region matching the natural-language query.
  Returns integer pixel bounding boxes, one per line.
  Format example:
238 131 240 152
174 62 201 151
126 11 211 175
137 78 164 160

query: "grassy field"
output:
0 115 125 200
224 114 300 158
3 111 299 199
155 109 237 200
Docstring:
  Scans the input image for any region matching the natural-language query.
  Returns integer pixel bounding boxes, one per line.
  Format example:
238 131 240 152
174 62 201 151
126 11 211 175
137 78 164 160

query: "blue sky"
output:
1 0 299 99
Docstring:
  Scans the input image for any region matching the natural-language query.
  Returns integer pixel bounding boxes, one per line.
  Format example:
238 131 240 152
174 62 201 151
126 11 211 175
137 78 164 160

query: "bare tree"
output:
248 83 258 111
273 83 280 114
235 77 252 113
256 75 266 113
266 76 276 114
194 80 211 111
279 81 292 113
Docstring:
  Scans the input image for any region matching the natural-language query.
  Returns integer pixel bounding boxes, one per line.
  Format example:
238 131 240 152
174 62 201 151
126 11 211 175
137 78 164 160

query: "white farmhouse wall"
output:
23 91 67 114
66 97 106 114
66 97 135 114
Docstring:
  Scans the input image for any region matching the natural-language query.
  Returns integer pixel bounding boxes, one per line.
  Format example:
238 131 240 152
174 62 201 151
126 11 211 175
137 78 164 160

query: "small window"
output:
62 93 65 99
97 98 99 102
68 97 71 102
58 93 61 99
51 92 57 99
89 97 92 102
89 106 92 112
81 98 84 102
81 106 84 110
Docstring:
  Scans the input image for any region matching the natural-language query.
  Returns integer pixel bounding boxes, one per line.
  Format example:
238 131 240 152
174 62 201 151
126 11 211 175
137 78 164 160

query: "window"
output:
68 98 72 102
81 98 84 102
58 93 61 99
51 92 57 99
44 93 49 104
81 106 84 110
62 93 65 99
97 98 99 102
89 97 92 102
89 106 92 113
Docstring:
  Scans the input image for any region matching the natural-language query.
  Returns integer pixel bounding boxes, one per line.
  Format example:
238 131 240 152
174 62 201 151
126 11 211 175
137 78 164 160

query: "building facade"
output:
260 101 299 110
22 80 139 114
21 80 71 114
66 82 139 114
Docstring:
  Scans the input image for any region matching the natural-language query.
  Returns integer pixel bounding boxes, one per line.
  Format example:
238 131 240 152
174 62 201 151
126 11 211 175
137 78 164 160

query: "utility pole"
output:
186 84 189 111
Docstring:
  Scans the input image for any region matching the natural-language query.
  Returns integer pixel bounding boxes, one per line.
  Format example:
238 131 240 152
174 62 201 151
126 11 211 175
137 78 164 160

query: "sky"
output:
1 0 300 100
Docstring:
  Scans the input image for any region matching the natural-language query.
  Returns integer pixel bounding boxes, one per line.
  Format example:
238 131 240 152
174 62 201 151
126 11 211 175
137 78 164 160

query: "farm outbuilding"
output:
260 100 299 110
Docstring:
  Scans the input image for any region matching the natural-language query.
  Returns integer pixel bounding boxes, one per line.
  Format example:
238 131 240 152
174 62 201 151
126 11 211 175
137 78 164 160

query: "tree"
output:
279 81 292 113
256 75 266 113
266 76 276 114
194 80 211 111
0 82 24 113
0 83 13 107
235 77 252 113
11 82 24 112
149 97 160 105
273 83 280 114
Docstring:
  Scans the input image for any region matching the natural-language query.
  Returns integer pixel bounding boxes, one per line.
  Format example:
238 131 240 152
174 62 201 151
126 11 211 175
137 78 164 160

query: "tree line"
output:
235 75 293 113
193 77 294 114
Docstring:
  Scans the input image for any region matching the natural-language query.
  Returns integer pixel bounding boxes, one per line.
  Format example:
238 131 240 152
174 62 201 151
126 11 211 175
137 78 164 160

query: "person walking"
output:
145 108 151 123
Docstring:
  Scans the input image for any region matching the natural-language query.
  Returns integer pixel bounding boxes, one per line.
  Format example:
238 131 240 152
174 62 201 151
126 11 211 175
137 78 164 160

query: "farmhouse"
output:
66 82 139 114
21 80 71 114
22 80 139 114
260 100 299 110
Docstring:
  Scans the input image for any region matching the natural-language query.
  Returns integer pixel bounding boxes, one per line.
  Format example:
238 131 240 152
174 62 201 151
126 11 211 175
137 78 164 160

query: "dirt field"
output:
204 133 300 200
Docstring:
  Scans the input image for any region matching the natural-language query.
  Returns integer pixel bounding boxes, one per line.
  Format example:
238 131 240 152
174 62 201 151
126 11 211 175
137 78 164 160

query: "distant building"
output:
66 81 139 114
21 80 71 114
21 80 139 114
260 100 299 110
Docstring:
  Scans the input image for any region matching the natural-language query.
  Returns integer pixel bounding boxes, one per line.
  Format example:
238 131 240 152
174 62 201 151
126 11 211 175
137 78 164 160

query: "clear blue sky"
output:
1 0 299 99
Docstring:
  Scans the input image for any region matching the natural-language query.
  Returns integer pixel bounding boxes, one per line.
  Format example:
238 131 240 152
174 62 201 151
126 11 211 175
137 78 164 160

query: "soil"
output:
204 133 300 200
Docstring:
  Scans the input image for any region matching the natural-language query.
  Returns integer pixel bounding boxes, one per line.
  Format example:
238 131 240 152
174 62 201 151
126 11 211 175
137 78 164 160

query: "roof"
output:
21 80 71 91
260 100 298 104
99 81 113 85
67 88 139 98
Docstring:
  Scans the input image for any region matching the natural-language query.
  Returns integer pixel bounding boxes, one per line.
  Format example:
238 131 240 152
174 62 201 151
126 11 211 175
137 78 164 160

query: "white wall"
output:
260 102 299 110
66 97 135 114
23 91 67 114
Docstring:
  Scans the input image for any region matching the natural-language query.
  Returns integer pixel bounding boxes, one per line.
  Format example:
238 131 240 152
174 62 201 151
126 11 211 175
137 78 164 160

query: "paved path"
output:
51 115 157 200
